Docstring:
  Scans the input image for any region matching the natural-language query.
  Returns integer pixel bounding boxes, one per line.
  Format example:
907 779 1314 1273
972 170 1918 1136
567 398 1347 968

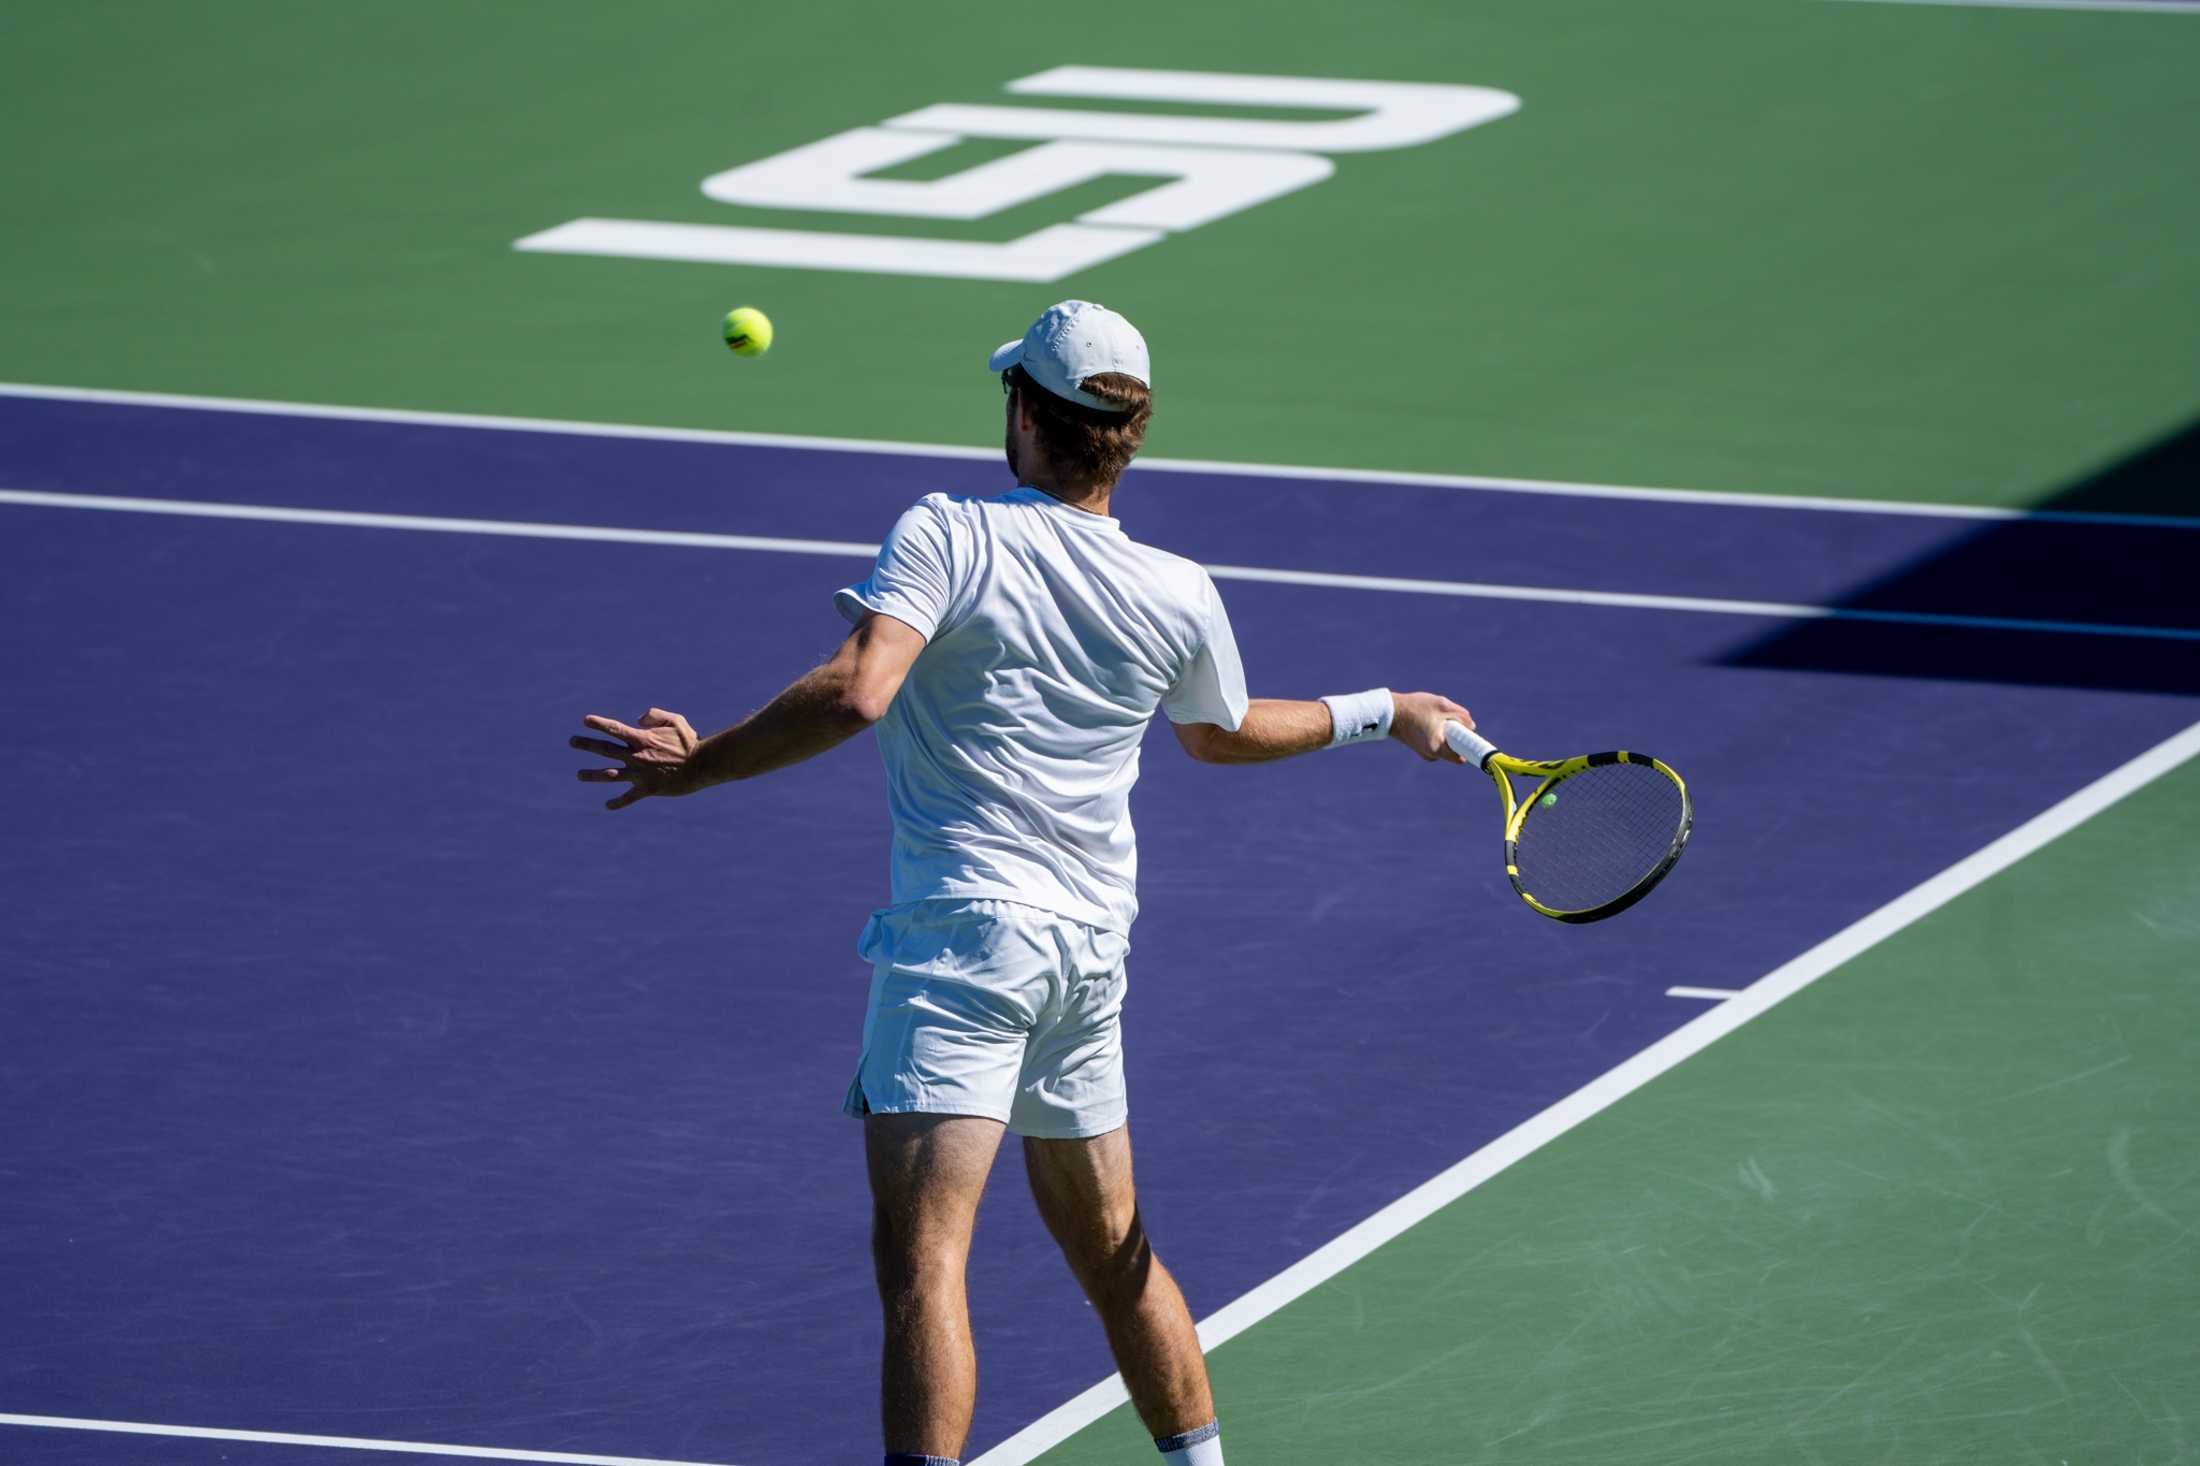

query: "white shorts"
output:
842 899 1130 1140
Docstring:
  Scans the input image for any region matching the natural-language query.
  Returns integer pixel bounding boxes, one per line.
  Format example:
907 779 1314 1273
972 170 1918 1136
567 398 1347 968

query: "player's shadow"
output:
1722 416 2200 695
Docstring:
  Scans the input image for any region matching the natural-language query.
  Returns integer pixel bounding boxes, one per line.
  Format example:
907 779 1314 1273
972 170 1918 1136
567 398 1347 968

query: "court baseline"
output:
6 382 2195 529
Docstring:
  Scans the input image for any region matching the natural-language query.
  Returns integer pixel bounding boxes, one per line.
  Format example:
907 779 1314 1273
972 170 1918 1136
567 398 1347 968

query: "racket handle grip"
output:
1444 720 1496 769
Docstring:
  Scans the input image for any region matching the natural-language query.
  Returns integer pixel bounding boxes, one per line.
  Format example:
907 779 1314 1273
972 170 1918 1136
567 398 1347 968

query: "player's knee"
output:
1064 1213 1158 1307
870 1205 919 1284
871 1206 963 1296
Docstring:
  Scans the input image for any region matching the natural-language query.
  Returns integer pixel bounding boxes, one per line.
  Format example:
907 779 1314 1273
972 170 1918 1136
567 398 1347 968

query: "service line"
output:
5 488 2195 643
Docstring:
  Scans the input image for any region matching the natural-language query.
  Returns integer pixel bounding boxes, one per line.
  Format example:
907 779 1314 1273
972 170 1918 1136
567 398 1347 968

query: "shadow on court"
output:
2046 415 2200 521
1723 415 2200 695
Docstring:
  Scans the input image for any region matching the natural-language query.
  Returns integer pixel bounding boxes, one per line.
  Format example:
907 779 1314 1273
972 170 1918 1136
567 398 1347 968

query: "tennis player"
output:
571 300 1474 1466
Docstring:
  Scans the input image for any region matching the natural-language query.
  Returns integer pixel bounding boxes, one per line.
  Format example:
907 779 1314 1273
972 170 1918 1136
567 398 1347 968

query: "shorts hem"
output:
1009 1110 1128 1142
845 1097 1013 1124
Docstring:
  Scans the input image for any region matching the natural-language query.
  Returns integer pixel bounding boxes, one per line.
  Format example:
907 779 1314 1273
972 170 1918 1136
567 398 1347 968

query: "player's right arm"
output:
1160 571 1471 766
1170 693 1475 765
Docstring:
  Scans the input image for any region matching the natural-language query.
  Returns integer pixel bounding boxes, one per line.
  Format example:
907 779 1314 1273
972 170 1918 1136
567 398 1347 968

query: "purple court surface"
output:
4 395 2196 1464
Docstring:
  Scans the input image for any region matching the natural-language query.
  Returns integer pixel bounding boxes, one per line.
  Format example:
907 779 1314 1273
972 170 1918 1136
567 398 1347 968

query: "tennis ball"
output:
1540 792 1559 808
722 306 773 358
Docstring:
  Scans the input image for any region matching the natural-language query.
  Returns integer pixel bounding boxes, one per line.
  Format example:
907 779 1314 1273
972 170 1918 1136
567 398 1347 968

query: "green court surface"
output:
1039 750 2200 1465
4 0 2198 507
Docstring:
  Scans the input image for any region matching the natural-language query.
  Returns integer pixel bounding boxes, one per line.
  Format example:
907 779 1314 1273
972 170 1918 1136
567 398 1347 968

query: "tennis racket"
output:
1442 720 1692 923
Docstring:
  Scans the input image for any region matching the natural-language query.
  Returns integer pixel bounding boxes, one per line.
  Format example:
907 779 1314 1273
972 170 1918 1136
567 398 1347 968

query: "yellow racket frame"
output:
1444 722 1693 923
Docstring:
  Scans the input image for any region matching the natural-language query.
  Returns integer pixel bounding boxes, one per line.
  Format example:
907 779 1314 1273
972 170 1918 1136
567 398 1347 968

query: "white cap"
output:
987 300 1151 412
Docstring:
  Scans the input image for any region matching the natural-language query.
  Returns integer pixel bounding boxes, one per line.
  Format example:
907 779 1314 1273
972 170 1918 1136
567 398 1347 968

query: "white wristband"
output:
1320 687 1394 747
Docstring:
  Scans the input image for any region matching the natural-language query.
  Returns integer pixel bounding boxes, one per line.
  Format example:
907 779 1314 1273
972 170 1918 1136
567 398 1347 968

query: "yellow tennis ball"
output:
721 306 773 358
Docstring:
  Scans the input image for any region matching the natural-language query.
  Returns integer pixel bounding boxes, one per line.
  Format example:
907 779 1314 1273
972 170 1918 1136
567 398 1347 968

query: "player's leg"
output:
847 903 1057 1460
867 1112 1007 1461
1011 920 1222 1460
1022 1126 1217 1444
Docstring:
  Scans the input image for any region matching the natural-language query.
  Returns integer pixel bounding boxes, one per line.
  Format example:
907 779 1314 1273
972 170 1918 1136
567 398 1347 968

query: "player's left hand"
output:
570 707 704 810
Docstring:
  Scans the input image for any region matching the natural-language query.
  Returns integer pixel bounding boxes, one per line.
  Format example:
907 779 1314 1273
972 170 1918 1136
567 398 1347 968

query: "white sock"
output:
1156 1420 1223 1465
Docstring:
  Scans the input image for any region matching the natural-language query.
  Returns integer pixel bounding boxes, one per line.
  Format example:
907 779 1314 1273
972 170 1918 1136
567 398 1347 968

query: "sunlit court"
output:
4 3 2196 1464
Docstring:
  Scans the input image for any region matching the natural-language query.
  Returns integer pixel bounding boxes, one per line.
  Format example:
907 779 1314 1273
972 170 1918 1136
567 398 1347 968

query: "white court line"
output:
6 488 2198 643
3 381 2193 530
969 718 2200 1465
1825 0 2198 13
1200 560 2200 641
0 488 879 558
1665 985 1746 1000
0 1412 740 1466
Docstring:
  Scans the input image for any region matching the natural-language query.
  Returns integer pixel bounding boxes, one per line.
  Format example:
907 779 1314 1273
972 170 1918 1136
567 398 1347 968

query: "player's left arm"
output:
570 611 925 810
1171 692 1473 765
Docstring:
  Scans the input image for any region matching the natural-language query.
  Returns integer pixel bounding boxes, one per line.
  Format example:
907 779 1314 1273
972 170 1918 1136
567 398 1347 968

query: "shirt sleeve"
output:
834 496 960 641
1161 573 1249 731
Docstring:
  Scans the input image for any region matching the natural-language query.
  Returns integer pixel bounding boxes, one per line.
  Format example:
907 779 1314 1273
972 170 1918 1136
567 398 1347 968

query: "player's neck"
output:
1026 477 1115 518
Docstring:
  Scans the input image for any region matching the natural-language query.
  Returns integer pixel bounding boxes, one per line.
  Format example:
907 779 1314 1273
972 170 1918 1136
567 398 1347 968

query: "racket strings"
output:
1511 761 1687 913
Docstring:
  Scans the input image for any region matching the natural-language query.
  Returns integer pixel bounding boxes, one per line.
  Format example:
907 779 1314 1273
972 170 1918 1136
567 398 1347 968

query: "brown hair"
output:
1006 365 1153 487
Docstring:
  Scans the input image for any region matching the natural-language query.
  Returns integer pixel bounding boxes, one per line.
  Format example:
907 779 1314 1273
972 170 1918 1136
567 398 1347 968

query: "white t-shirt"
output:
835 487 1248 933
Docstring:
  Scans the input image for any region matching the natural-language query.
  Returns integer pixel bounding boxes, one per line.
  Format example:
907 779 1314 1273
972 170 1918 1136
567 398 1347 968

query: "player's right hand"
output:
1390 692 1475 763
570 707 704 809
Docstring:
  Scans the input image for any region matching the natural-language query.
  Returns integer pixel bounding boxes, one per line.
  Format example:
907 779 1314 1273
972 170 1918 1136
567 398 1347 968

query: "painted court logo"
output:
515 66 1520 283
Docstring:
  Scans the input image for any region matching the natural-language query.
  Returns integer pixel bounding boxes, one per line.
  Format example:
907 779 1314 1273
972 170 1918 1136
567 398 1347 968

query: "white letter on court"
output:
889 66 1519 153
514 66 1519 282
701 128 1332 232
513 218 1165 284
